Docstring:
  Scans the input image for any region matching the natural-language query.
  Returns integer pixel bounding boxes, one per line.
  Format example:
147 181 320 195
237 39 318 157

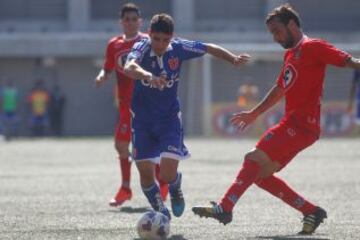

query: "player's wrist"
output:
145 73 154 82
231 55 237 65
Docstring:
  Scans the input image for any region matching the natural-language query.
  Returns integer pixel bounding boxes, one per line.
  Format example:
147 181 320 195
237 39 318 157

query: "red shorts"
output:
256 121 318 170
115 104 131 142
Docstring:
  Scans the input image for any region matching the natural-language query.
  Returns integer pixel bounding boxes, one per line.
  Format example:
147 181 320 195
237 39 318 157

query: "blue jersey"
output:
127 38 207 121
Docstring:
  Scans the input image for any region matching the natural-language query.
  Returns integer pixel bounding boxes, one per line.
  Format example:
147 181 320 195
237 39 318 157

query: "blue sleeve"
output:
176 38 207 61
126 39 150 63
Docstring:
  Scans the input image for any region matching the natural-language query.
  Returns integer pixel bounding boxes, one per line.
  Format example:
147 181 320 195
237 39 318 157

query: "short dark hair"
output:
150 13 174 34
266 4 301 27
120 3 140 18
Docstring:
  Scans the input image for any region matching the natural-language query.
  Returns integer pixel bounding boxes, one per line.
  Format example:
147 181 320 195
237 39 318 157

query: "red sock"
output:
220 160 261 212
120 157 131 188
256 175 317 215
155 164 166 186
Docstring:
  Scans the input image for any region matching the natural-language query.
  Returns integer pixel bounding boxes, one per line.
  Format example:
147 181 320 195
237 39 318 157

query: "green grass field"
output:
1 138 360 239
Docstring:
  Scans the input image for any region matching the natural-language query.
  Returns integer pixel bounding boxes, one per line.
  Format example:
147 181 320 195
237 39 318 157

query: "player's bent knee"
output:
244 149 272 166
159 171 176 183
258 161 280 179
244 152 265 166
139 172 155 187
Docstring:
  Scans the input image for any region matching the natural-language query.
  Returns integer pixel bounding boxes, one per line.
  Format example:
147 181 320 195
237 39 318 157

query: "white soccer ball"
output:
136 210 170 240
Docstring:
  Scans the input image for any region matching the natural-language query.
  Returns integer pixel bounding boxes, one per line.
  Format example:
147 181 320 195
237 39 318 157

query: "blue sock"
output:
142 183 161 210
169 172 182 196
142 183 170 219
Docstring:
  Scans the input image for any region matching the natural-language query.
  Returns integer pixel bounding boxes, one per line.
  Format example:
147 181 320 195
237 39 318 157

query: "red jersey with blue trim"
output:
103 32 147 105
276 36 351 135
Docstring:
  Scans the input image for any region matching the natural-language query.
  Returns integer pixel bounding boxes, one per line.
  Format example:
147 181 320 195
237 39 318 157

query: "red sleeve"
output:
310 40 351 67
276 52 290 89
103 38 116 71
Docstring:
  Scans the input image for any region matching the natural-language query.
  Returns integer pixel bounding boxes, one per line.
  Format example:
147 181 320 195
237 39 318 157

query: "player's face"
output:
267 19 294 49
149 32 173 56
120 11 141 36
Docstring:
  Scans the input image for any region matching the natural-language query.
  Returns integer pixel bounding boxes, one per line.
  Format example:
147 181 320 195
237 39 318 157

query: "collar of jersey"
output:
149 44 173 57
290 35 308 50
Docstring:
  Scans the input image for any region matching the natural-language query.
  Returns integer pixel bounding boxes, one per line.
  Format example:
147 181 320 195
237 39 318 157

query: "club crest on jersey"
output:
116 52 129 71
168 57 179 70
264 132 274 141
283 64 297 89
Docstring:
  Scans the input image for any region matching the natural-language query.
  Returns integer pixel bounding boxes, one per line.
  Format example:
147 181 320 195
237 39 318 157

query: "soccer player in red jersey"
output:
95 3 168 207
193 4 360 234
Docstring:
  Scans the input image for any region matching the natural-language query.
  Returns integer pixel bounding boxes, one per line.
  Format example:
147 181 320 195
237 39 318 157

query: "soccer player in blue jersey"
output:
124 13 250 219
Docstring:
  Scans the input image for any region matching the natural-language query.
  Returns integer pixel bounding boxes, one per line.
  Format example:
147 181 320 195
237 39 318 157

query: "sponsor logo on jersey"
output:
141 73 180 89
283 64 297 90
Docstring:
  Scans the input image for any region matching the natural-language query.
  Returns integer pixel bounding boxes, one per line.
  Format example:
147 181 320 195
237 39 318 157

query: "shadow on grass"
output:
252 234 330 240
108 206 150 214
133 234 188 240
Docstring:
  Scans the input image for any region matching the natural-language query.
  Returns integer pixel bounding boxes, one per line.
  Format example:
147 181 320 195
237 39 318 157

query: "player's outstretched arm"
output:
124 59 166 90
124 59 152 80
346 57 360 70
95 69 112 88
230 84 284 131
204 43 250 66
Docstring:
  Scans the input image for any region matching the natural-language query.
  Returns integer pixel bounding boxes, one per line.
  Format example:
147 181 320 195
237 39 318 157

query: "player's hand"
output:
150 75 167 91
230 110 258 132
233 54 251 66
95 73 108 88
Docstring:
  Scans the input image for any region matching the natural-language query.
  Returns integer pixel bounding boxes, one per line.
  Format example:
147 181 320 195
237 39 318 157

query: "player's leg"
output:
253 126 326 234
192 122 321 227
158 112 189 217
155 164 169 201
135 160 170 219
255 174 327 234
159 157 184 217
132 120 171 219
255 149 317 216
109 139 132 207
109 105 133 207
192 148 274 225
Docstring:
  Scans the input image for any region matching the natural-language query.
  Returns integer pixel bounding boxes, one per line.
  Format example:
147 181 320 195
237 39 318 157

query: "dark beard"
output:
282 29 295 49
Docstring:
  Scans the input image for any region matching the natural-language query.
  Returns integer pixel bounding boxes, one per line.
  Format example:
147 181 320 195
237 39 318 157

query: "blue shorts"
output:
131 112 190 163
